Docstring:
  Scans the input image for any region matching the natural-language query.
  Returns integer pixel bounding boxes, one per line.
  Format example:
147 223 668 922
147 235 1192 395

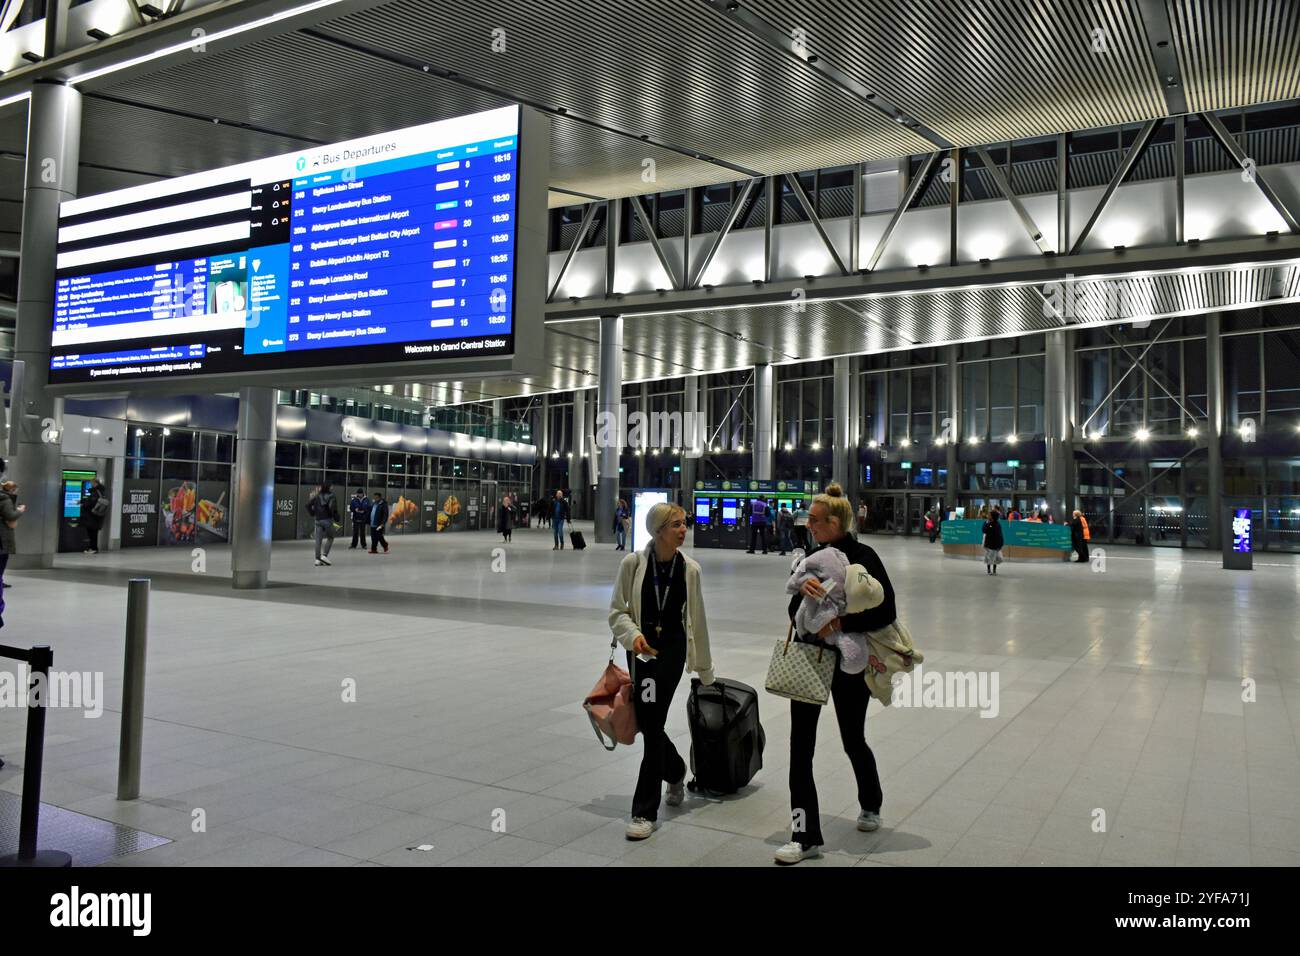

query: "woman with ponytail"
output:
775 482 899 865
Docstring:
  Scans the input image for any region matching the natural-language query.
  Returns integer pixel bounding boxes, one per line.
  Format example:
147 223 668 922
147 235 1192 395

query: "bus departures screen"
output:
49 106 529 387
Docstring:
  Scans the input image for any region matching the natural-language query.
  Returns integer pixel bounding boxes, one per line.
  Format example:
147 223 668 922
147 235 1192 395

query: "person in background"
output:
607 502 715 841
552 489 570 550
746 495 770 554
498 494 514 543
924 507 939 544
857 500 869 531
777 482 895 865
777 503 795 556
1071 509 1090 564
0 480 26 623
78 479 108 555
793 500 811 551
368 492 390 554
309 482 340 567
349 488 369 550
614 498 630 551
1009 507 1021 522
983 507 1004 575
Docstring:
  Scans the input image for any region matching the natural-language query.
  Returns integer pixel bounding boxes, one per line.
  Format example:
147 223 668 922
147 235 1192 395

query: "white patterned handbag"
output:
765 621 837 706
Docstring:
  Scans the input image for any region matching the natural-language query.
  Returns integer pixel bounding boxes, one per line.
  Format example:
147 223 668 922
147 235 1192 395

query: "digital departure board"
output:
48 105 545 390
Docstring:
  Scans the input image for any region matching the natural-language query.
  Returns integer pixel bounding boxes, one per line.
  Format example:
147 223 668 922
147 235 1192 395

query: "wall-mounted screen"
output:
695 498 711 523
49 105 543 390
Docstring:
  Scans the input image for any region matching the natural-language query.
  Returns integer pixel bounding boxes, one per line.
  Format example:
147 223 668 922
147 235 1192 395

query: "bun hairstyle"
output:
813 481 855 535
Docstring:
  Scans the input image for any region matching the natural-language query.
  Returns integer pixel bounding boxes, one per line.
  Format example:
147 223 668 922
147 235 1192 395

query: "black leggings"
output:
627 639 687 821
788 665 882 847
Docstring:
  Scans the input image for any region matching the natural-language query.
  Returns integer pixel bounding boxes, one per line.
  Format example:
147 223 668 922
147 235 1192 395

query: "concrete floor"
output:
2 522 1298 867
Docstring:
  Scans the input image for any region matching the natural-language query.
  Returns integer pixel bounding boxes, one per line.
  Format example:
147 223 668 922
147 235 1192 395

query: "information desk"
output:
940 519 1072 561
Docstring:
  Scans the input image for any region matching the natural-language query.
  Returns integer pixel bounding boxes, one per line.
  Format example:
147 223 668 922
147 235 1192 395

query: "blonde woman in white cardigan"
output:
608 501 715 840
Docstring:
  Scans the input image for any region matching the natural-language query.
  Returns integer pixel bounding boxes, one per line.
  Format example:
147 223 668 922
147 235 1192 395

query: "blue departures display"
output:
48 117 521 384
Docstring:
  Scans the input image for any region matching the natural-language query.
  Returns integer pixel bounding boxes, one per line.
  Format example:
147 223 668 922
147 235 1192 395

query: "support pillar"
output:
1206 312 1224 551
680 373 700 505
535 394 549 502
946 345 960 511
10 82 80 570
231 387 275 590
752 363 774 481
833 357 853 499
572 387 586 518
595 314 622 543
1044 329 1074 520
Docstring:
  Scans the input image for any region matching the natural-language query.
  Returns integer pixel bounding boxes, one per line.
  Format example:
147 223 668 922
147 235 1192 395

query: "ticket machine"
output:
58 469 97 553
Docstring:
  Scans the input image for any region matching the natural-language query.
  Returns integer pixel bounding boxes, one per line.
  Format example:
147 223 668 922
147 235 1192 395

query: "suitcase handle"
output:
690 677 737 732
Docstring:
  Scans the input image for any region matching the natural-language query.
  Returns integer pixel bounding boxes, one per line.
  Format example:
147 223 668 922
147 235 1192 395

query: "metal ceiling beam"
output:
628 194 680 290
971 145 1051 254
865 152 940 272
832 300 917 347
1135 0 1190 115
544 232 1300 320
763 176 775 283
1200 111 1300 234
546 202 597 303
689 177 758 289
605 198 621 296
783 172 848 276
704 0 952 150
1069 119 1162 255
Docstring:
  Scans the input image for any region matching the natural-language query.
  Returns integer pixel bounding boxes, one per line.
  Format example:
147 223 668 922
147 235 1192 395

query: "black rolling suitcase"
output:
569 530 587 550
686 677 765 795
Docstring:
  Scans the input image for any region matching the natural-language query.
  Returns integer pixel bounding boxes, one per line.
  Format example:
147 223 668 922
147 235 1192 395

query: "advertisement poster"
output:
435 483 463 532
121 479 159 548
195 482 231 544
272 484 298 540
422 496 439 533
388 491 421 534
160 480 198 546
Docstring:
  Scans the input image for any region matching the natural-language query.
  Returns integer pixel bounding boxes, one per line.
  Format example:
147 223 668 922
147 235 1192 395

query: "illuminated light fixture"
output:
21 52 42 63
1267 230 1280 239
900 438 911 448
784 442 793 451
1187 427 1199 438
566 452 573 458
138 3 165 15
73 0 352 85
867 440 879 449
87 28 112 41
979 258 991 266
1006 435 1017 444
935 438 945 446
1135 428 1150 441
1187 238 1201 246
811 442 821 451
672 448 680 455
634 448 643 456
917 263 929 272
712 446 721 454
135 428 144 436
1113 244 1126 252
93 429 101 435
82 427 92 433
162 427 171 436
737 445 746 453
650 449 658 456
967 436 979 446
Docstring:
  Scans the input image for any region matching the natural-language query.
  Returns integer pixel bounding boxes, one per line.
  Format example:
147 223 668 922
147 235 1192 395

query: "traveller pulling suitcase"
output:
685 677 765 795
569 529 587 550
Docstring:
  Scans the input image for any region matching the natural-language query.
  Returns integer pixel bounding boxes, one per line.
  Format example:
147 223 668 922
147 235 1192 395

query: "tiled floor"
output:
1 523 1298 866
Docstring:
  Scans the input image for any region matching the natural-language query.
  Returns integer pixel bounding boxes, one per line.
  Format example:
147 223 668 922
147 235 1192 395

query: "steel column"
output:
1045 329 1073 520
753 363 774 481
946 345 960 509
10 82 80 571
595 314 622 543
833 356 853 499
1206 312 1224 550
605 199 621 296
231 387 275 589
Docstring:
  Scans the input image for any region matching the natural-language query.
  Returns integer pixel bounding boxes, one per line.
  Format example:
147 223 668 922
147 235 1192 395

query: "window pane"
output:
911 368 933 443
1018 355 1044 437
962 363 988 440
1077 351 1110 436
889 370 908 443
301 443 323 469
1265 330 1300 430
1225 335 1261 427
990 363 1014 438
163 428 196 461
128 426 163 460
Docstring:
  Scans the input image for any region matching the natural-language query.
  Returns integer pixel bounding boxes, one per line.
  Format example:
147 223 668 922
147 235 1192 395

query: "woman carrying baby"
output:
775 481 899 865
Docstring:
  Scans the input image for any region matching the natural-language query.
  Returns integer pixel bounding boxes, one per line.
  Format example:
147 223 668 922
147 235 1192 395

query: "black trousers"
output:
369 526 388 551
627 638 687 821
350 518 368 548
789 666 883 847
1074 537 1089 562
748 524 769 552
84 523 100 549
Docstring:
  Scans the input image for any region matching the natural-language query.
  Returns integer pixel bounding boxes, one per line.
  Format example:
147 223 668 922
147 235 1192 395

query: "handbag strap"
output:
585 708 617 751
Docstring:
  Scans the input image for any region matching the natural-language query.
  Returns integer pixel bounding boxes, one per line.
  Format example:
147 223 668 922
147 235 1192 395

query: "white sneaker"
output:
319 556 331 566
625 817 659 840
857 810 881 832
314 559 324 566
774 841 821 865
665 775 686 807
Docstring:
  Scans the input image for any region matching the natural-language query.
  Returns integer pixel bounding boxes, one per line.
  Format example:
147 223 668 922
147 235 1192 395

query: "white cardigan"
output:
608 548 715 685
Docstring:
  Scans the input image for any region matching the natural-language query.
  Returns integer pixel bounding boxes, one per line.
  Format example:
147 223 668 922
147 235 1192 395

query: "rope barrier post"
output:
116 578 150 801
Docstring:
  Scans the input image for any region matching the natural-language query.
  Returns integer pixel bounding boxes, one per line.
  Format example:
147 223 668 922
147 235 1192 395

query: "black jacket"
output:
786 533 898 636
497 503 514 533
982 517 1004 550
79 486 107 531
369 499 390 528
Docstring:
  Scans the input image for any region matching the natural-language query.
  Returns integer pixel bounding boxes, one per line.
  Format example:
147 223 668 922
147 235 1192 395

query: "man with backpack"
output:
79 479 110 554
308 482 340 566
